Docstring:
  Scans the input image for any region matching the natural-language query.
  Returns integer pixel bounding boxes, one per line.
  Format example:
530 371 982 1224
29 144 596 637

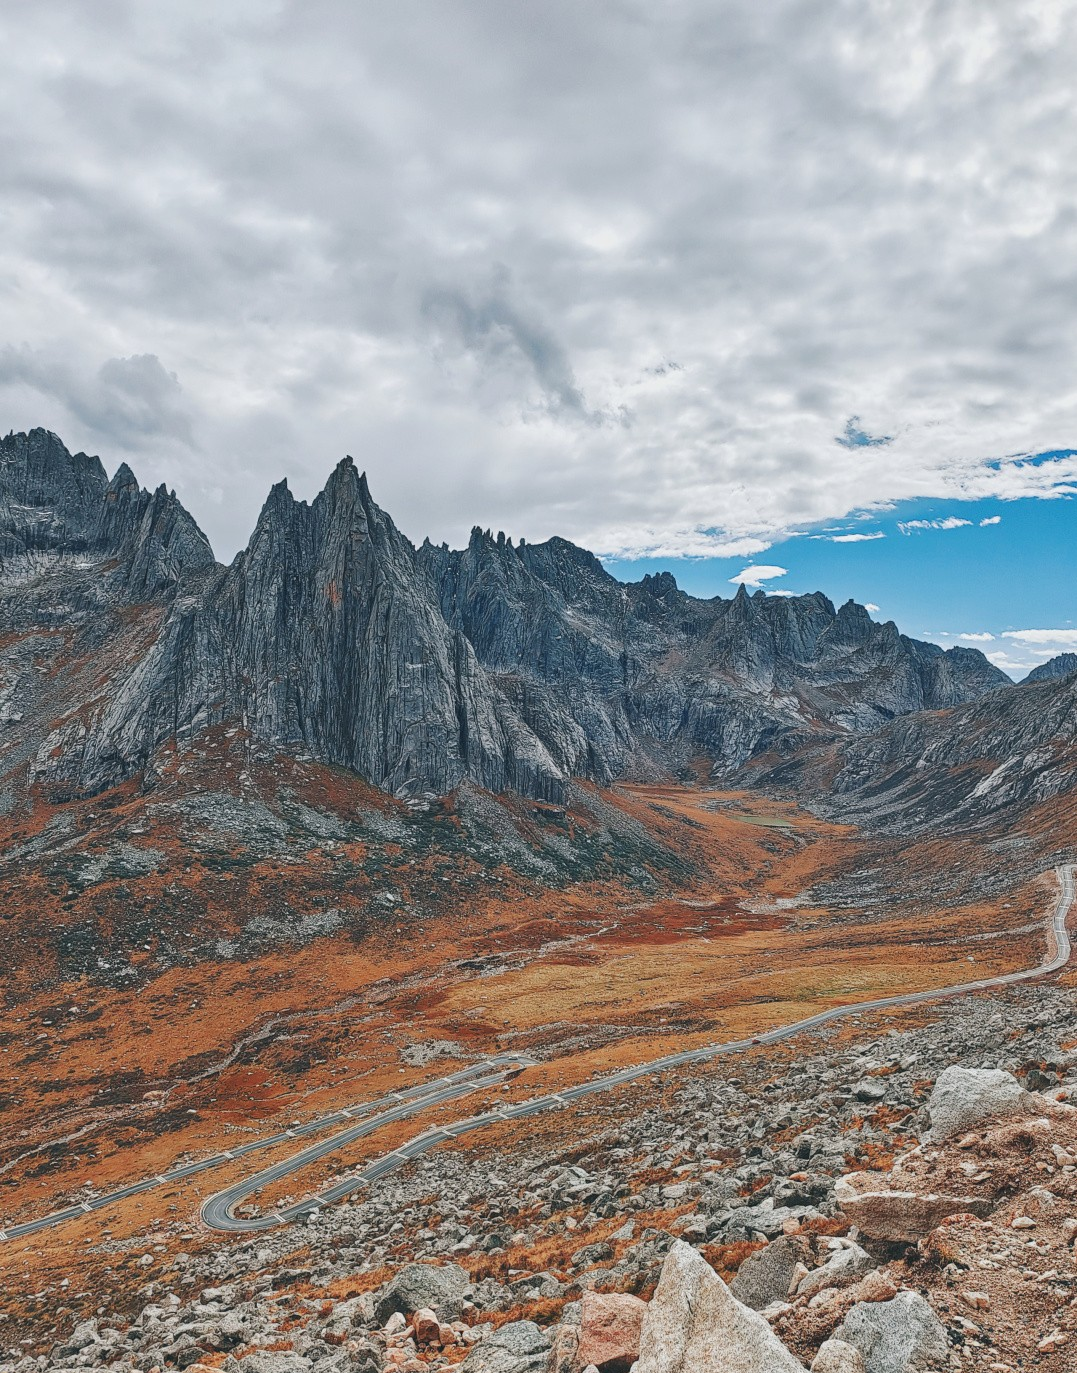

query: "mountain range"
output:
2 428 1072 821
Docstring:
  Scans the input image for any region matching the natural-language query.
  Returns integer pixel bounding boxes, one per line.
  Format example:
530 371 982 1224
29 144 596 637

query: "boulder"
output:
237 1355 312 1373
834 1175 990 1242
412 1308 441 1345
811 1340 867 1373
796 1243 875 1300
922 1066 1027 1143
547 1323 580 1373
833 1291 948 1373
575 1290 646 1371
729 1235 811 1310
459 1320 551 1372
373 1263 470 1324
634 1240 807 1373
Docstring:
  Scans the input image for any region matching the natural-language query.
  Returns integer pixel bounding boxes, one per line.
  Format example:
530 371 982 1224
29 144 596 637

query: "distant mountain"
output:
0 430 1010 804
1025 653 1077 683
749 666 1077 837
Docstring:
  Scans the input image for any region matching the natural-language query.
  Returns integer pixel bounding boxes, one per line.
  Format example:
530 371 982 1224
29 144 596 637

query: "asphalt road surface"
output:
4 864 1073 1241
0 1055 534 1242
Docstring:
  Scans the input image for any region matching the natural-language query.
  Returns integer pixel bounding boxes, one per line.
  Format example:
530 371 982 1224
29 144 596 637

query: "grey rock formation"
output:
372 1261 470 1323
458 1320 550 1372
728 1234 811 1310
633 1240 807 1372
833 1291 948 1373
922 1066 1028 1142
1025 652 1077 683
760 665 1077 833
0 429 1012 805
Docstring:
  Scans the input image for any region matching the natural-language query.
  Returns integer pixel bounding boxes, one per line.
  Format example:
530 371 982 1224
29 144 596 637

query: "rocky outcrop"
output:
0 428 214 595
633 1240 807 1372
372 1262 470 1324
1025 652 1077 684
0 429 1012 804
756 663 1077 833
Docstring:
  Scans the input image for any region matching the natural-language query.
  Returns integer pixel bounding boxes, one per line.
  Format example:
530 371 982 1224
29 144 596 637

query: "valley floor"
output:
0 775 1070 1353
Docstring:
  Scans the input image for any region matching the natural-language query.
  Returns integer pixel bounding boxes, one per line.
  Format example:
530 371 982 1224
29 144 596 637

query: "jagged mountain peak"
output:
0 429 1017 804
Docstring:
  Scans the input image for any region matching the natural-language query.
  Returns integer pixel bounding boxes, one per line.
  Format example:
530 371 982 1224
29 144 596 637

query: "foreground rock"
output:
729 1233 811 1310
834 1173 990 1242
459 1320 550 1371
575 1290 646 1372
833 1292 947 1373
921 1065 1028 1142
634 1240 807 1372
373 1262 470 1324
810 1341 867 1373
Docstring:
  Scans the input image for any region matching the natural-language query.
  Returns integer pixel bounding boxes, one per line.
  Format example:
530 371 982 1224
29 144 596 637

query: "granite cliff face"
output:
0 429 1013 804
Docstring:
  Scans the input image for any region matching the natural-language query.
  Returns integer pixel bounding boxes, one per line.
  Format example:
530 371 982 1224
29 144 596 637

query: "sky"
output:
1 1 1075 677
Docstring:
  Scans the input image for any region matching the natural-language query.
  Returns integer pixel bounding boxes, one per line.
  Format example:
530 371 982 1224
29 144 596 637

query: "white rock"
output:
634 1240 807 1373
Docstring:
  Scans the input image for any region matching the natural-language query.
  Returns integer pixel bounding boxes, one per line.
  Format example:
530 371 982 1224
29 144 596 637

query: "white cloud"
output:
979 515 1002 526
985 628 1077 676
1 4 1077 560
765 588 799 597
828 531 885 543
864 602 880 612
958 631 994 641
596 530 772 561
898 517 973 535
1001 629 1077 645
730 564 788 589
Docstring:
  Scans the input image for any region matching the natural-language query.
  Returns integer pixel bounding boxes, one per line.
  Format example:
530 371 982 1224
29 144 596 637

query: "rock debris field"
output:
8 980 1077 1371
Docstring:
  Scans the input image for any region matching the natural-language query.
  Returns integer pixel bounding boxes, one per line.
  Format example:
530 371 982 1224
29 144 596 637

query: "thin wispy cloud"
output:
898 517 973 535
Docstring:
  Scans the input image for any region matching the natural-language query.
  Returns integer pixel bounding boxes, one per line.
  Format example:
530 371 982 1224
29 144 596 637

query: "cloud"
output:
958 631 995 641
979 515 1002 525
0 346 195 451
898 517 973 534
864 603 880 612
730 564 788 588
0 3 1076 560
1001 629 1077 645
827 531 885 543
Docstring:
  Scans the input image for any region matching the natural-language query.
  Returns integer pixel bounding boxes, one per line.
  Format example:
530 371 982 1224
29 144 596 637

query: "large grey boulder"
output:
373 1262 470 1324
729 1235 810 1310
811 1340 867 1372
833 1291 948 1373
459 1320 551 1372
922 1066 1028 1142
634 1240 806 1373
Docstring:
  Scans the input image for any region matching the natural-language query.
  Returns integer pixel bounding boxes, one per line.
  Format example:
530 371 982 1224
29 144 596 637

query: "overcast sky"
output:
2 0 1076 582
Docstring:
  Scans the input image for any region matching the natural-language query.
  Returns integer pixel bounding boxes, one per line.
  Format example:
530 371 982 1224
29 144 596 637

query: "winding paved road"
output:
3 864 1073 1241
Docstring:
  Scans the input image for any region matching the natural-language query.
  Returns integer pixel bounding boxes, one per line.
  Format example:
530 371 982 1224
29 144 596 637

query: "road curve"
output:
0 1055 534 1242
3 865 1072 1241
